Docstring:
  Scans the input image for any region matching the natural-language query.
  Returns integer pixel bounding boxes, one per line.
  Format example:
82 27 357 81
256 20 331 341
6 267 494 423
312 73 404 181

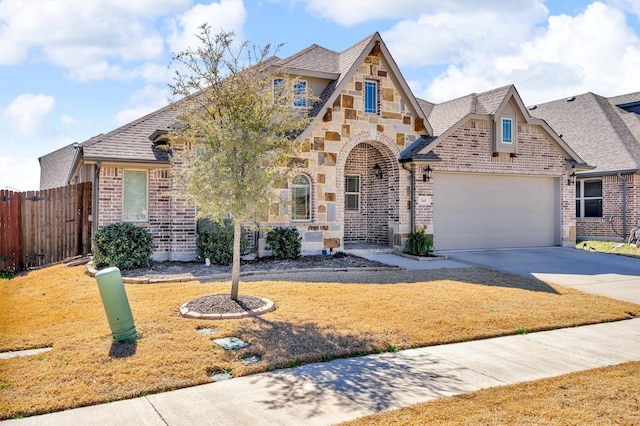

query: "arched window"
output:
291 174 310 220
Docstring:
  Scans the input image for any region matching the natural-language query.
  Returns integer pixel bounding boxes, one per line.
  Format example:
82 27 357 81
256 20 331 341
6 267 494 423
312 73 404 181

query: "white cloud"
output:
0 0 187 79
297 0 546 26
115 84 170 125
408 1 640 104
60 114 77 126
166 0 247 54
2 94 55 136
0 155 40 191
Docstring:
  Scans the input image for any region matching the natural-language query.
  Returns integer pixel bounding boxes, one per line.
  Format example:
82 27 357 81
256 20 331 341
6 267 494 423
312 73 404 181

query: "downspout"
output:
93 162 101 234
617 172 627 240
401 162 415 232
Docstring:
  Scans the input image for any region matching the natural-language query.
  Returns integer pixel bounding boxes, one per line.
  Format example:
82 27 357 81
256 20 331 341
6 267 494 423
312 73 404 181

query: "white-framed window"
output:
501 118 513 143
273 78 307 107
576 179 603 218
291 174 310 220
123 170 148 222
293 80 307 107
345 175 360 212
273 78 285 104
364 80 378 114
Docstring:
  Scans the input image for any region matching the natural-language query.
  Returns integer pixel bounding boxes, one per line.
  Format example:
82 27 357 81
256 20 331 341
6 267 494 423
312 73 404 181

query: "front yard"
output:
1 262 639 419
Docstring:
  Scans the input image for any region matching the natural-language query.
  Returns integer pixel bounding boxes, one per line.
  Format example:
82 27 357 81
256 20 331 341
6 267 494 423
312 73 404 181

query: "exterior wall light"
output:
422 165 433 182
373 164 383 179
568 170 576 186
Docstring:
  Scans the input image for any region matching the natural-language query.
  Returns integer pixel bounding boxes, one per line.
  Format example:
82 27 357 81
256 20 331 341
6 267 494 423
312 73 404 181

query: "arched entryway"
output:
343 142 395 246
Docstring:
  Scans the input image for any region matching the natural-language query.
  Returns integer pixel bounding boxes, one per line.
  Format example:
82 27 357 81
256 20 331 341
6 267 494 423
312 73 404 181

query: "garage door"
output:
433 173 558 250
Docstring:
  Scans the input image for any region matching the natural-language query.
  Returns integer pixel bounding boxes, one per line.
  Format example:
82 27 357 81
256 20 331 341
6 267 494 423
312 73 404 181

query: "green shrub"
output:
196 220 247 265
266 227 301 260
404 229 433 256
92 222 153 270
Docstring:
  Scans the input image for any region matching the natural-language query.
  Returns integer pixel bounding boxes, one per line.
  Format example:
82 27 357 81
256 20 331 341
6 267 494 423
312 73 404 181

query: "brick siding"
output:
577 173 639 240
97 165 197 261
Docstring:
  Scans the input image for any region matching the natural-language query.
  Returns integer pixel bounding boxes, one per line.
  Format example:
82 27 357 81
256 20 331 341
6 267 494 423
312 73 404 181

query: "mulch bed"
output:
183 294 267 314
120 252 388 280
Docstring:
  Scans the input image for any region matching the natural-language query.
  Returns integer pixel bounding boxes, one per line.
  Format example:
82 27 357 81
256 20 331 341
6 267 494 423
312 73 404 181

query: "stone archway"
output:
337 131 401 247
343 143 389 244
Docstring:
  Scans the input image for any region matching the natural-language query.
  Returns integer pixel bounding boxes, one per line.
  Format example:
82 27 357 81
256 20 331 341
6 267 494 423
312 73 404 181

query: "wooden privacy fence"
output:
0 182 92 272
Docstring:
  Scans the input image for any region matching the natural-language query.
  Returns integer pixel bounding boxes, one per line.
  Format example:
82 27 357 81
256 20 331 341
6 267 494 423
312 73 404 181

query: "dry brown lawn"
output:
1 263 638 420
343 361 640 425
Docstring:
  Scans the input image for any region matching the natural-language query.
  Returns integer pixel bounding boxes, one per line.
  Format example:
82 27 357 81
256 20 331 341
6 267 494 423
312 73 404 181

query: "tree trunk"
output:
230 220 241 300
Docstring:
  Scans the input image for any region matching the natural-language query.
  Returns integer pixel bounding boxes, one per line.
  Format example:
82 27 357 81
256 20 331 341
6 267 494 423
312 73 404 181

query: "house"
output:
530 92 640 241
39 33 588 260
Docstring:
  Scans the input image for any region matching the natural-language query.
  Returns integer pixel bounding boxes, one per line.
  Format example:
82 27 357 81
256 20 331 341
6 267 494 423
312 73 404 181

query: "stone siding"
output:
260 52 418 254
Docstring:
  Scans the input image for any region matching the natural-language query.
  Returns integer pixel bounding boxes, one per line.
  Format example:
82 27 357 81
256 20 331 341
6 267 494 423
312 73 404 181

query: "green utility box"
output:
95 267 138 344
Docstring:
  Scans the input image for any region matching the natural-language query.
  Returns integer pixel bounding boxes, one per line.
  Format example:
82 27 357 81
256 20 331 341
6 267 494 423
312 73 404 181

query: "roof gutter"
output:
577 168 638 178
82 157 171 166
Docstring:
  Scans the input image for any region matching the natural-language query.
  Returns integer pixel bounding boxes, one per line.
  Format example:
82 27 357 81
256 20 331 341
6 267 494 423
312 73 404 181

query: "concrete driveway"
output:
442 247 640 304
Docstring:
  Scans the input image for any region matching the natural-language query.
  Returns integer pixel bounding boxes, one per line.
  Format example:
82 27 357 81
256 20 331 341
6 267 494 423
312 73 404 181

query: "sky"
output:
1 0 639 191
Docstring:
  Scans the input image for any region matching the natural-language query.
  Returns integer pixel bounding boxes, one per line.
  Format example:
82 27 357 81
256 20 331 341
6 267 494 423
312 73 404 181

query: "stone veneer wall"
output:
98 165 197 261
413 120 577 247
577 173 639 241
260 52 422 254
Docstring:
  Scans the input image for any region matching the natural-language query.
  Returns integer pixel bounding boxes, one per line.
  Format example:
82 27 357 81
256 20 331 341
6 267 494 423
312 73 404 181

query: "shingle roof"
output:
273 44 340 75
608 92 640 107
38 143 77 189
80 104 178 163
53 32 431 181
399 136 441 162
421 85 513 136
531 92 640 174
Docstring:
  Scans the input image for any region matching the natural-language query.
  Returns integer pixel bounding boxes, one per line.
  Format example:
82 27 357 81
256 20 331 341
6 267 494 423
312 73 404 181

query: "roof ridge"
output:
279 43 338 65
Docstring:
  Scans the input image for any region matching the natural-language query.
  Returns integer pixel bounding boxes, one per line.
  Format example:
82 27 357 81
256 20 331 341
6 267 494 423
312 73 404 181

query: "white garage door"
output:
433 173 559 250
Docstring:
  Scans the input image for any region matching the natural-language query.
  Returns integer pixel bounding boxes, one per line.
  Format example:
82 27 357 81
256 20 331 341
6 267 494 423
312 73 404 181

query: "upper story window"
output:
345 175 360 212
364 81 378 114
273 78 307 107
291 174 310 220
576 179 603 218
293 81 307 107
502 118 513 143
123 170 148 222
273 78 285 105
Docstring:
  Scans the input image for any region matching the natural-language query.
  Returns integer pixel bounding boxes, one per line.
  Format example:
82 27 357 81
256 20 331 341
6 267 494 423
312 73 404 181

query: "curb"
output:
85 263 403 284
179 298 277 320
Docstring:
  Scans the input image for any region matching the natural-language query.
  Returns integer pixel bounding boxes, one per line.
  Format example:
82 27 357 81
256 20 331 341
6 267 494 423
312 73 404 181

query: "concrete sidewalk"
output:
5 318 640 426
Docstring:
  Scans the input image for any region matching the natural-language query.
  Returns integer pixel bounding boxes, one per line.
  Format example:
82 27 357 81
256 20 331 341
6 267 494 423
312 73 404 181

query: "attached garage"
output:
433 173 560 250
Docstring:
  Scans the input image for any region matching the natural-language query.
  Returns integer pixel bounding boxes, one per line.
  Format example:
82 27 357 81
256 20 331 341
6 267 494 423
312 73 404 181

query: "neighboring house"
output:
39 142 77 190
531 92 640 241
39 33 587 260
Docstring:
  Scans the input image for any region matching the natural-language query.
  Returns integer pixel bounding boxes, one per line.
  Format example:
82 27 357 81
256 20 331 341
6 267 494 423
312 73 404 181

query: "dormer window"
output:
494 114 517 154
502 118 513 143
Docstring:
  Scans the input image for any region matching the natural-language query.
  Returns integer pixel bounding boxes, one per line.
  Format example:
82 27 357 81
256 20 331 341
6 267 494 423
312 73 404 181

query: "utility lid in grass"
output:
241 355 261 365
213 337 249 350
210 372 232 382
197 328 217 335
